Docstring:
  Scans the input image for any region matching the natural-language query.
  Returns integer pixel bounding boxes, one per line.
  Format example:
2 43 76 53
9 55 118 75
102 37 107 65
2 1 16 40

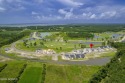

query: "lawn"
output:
45 65 101 83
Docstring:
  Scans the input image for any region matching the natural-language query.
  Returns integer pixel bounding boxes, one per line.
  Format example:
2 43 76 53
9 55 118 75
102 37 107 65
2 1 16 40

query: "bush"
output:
41 64 46 83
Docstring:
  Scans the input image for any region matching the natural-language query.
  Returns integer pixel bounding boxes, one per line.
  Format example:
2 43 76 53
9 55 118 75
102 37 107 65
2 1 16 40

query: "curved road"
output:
1 31 120 66
9 41 111 66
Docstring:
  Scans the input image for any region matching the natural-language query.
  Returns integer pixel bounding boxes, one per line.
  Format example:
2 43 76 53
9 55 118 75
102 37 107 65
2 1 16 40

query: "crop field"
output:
18 67 42 83
0 61 25 83
0 60 101 83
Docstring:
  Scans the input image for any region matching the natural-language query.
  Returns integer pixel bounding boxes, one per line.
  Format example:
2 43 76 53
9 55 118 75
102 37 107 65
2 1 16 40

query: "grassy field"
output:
0 61 25 83
85 50 116 59
18 67 42 83
18 61 43 83
0 60 102 83
15 39 102 53
100 51 117 57
45 65 101 83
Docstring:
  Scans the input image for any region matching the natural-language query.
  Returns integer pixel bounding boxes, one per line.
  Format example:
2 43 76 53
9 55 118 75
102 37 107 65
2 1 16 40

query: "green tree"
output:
40 42 44 45
34 42 37 46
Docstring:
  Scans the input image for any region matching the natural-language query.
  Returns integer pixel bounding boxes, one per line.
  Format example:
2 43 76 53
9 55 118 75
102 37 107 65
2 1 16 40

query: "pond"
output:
71 41 102 45
52 57 111 66
111 34 122 39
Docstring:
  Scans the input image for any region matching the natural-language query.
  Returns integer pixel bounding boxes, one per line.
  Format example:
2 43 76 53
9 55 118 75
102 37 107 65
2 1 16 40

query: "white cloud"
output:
58 9 67 14
100 11 116 18
0 6 5 12
83 12 92 17
58 8 74 19
32 11 39 15
33 15 62 21
82 12 97 19
90 14 96 19
57 0 83 7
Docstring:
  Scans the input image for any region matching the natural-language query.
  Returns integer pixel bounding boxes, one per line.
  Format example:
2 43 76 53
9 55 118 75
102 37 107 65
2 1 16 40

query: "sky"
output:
0 0 125 24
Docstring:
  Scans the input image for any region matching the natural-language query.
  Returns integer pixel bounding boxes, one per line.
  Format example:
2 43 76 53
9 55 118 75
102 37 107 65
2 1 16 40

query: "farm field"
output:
18 66 42 83
0 60 101 83
0 61 25 83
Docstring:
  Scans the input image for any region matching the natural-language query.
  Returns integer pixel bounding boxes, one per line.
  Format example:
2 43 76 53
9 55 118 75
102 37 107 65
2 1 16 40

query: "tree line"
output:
0 30 31 47
89 42 125 83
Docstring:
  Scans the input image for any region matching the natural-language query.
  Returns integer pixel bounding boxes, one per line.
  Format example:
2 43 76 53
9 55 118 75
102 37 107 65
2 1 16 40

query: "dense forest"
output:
0 30 31 47
89 42 125 83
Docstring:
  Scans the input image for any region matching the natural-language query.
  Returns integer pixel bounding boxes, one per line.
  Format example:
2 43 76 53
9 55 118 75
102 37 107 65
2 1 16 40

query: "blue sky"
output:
0 0 125 24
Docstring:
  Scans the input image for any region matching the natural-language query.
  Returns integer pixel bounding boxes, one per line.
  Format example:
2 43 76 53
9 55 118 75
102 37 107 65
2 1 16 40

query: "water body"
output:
51 57 111 66
112 34 122 39
82 42 102 45
94 35 100 39
72 41 102 45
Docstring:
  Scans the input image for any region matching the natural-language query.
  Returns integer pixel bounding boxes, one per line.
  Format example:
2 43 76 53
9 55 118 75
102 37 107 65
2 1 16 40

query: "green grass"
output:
0 60 102 83
16 39 46 52
18 67 42 83
0 61 25 83
16 39 102 53
0 63 5 67
45 65 101 83
100 51 117 57
85 50 117 59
